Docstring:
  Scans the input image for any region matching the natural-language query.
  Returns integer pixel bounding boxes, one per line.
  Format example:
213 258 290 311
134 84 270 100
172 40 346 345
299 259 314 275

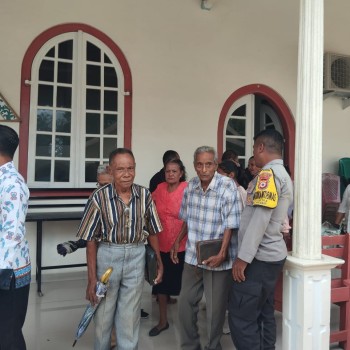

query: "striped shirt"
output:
77 183 162 243
179 172 241 271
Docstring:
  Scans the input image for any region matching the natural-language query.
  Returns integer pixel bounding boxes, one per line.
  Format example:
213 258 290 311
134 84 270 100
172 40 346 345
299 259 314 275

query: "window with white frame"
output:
27 31 124 188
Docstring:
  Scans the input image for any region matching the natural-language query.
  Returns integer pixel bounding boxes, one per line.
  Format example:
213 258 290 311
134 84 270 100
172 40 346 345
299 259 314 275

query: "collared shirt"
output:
179 172 241 271
77 183 162 243
238 159 293 263
0 161 31 288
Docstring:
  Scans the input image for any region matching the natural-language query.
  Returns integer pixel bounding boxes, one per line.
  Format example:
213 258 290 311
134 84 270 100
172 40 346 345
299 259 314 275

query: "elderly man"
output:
228 129 293 350
171 145 241 350
0 125 30 350
77 148 163 350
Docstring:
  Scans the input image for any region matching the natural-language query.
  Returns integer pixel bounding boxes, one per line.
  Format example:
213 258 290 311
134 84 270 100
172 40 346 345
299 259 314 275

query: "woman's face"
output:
248 158 260 176
165 163 183 185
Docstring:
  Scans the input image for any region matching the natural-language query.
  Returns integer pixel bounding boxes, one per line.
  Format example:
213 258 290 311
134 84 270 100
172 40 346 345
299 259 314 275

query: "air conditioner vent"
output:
324 52 350 95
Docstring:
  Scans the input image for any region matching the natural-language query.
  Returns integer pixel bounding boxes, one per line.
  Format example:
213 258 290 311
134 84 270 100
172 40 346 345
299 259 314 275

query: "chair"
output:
339 158 350 199
322 234 350 350
322 173 341 224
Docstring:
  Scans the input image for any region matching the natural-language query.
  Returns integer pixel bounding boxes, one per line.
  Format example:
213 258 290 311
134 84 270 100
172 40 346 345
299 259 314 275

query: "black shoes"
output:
149 322 169 337
140 309 149 319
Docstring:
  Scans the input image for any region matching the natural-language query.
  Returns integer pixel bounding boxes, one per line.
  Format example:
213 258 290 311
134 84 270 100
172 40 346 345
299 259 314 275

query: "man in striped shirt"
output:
77 148 163 350
171 146 241 350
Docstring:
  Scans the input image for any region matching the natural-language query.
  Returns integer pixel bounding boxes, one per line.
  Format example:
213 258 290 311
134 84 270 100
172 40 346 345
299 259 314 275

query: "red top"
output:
152 181 188 253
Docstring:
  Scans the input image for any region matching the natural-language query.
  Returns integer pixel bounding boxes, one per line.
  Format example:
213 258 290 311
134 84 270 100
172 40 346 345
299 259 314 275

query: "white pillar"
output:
282 1 344 349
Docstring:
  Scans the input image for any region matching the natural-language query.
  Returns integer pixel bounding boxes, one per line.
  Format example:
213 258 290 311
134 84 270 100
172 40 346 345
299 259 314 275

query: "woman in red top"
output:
149 159 188 336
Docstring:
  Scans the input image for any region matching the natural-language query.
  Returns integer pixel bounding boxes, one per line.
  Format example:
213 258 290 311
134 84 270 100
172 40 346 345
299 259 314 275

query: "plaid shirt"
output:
179 172 241 271
77 183 162 243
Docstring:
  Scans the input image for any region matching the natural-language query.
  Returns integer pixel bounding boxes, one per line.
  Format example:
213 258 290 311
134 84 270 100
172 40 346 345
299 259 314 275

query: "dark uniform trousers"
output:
228 258 285 350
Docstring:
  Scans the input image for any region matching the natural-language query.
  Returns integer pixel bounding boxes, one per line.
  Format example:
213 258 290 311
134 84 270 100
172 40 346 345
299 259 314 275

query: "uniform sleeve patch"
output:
253 169 278 208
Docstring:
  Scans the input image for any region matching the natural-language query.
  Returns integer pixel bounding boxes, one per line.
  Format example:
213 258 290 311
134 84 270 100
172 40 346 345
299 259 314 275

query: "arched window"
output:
19 24 132 193
218 84 295 173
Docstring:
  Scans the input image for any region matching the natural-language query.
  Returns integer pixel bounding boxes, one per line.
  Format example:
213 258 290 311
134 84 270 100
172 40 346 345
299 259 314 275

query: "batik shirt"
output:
0 161 31 288
179 172 241 271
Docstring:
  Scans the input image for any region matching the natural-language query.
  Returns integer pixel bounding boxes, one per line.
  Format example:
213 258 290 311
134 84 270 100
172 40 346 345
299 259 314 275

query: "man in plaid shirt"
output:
171 146 241 350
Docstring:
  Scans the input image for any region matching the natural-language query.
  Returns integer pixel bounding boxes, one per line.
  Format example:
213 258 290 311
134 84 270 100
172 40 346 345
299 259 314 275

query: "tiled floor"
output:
23 272 342 350
23 272 278 350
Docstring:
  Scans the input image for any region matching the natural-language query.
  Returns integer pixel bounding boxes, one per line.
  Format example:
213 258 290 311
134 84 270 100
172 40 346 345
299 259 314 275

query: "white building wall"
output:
0 0 349 274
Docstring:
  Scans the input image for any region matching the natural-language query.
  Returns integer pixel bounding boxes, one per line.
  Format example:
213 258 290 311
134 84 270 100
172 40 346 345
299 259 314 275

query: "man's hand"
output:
154 258 164 285
202 253 226 268
86 278 98 306
170 240 180 264
232 258 248 282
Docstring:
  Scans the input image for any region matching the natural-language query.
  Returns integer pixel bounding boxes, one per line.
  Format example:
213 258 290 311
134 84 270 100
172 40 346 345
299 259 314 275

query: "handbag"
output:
0 269 13 290
145 245 157 286
196 239 226 265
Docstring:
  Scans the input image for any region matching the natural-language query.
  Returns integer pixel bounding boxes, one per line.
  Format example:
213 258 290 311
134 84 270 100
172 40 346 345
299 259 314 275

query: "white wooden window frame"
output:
28 31 124 188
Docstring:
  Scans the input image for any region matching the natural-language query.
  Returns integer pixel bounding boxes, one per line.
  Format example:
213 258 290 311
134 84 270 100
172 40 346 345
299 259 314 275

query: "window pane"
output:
55 136 70 157
38 85 53 107
58 40 73 59
56 111 71 133
231 105 246 117
225 138 245 157
35 160 51 181
104 54 111 64
104 67 118 87
37 109 53 131
45 47 55 58
86 89 101 110
86 137 100 158
86 42 101 62
85 161 99 182
226 118 246 136
86 65 101 86
57 86 72 108
104 114 118 135
86 113 100 134
54 160 70 182
103 138 117 158
39 60 54 82
104 91 118 111
57 62 72 84
36 135 52 156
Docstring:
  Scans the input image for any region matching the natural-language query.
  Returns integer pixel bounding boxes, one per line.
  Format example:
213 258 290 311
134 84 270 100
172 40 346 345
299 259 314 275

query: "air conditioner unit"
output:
324 52 350 95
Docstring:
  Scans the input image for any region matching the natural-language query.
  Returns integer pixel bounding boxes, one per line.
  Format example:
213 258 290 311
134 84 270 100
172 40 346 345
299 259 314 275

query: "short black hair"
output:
218 160 238 177
109 148 135 164
164 158 187 182
0 125 19 159
162 150 179 165
222 149 238 162
254 129 284 155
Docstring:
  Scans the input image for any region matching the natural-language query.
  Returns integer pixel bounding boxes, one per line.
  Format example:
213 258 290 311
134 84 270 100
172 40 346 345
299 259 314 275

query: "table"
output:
26 210 86 296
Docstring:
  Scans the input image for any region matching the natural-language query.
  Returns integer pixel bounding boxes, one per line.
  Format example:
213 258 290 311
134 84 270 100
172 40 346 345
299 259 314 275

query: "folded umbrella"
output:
72 267 113 347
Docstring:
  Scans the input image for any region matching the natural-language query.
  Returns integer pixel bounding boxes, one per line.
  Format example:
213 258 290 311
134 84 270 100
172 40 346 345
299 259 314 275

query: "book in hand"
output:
145 244 158 286
196 239 226 265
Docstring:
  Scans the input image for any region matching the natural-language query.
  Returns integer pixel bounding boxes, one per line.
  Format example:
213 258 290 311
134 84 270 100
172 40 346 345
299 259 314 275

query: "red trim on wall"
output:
217 84 295 175
19 23 132 195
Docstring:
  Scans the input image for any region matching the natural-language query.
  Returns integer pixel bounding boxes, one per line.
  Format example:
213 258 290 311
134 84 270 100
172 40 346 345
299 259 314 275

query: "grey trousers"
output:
178 263 231 350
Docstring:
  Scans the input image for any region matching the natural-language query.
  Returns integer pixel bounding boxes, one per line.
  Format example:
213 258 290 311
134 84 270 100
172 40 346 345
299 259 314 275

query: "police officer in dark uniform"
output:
228 129 293 350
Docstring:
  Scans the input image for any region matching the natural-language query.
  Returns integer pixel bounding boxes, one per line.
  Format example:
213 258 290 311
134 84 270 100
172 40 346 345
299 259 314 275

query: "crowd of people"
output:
1 125 297 350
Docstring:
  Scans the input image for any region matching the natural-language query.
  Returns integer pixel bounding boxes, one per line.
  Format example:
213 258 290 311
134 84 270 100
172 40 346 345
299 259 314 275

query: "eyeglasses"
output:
124 207 131 228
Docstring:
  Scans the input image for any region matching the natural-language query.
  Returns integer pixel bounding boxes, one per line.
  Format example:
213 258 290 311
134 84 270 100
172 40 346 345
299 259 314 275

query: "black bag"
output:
196 239 226 265
145 245 157 286
0 269 13 290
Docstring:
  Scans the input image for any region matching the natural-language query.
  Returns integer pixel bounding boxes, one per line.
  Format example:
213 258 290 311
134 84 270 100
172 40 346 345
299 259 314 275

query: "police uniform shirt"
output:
237 159 293 263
